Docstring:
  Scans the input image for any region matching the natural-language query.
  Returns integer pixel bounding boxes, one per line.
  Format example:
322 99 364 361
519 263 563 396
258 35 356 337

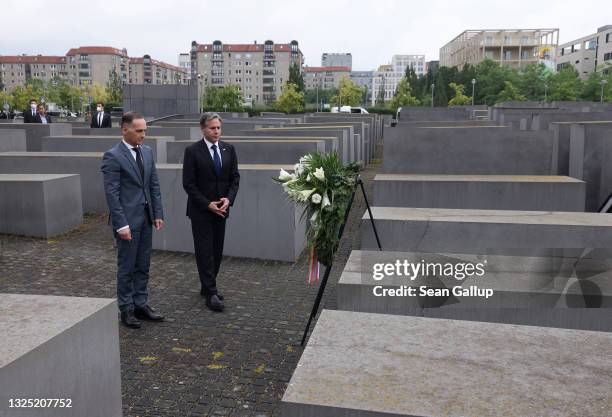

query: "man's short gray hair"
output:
200 112 222 128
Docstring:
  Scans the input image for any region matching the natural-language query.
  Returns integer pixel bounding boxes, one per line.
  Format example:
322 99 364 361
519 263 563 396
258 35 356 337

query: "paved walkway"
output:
0 147 380 417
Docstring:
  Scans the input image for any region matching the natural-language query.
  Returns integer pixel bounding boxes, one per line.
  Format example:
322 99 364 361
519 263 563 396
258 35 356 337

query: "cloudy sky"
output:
2 0 609 70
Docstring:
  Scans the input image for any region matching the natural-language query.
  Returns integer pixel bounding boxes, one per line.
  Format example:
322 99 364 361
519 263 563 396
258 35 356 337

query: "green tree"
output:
581 71 612 102
447 82 471 106
496 81 526 103
433 71 448 107
202 85 243 111
275 82 304 113
304 88 338 106
331 78 364 107
518 63 551 101
106 68 123 104
288 63 305 92
388 77 420 110
474 59 519 105
548 66 583 101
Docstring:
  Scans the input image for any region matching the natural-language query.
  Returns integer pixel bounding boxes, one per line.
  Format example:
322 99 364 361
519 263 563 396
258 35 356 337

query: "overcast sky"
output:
2 0 609 70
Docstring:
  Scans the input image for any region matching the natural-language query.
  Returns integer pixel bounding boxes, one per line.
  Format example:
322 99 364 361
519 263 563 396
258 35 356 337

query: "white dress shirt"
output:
97 111 104 127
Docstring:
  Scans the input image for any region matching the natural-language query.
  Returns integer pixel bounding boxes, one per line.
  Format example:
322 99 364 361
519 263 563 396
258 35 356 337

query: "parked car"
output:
331 105 369 114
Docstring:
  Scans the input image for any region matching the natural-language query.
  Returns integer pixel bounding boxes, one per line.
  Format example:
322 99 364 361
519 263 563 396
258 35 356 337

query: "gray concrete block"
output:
361 207 612 252
0 123 72 151
0 294 122 417
396 120 500 128
383 126 554 175
568 122 612 211
72 126 199 141
531 111 612 130
0 129 27 152
152 164 305 261
0 152 106 213
0 174 83 237
337 250 612 331
166 138 330 164
396 106 469 121
373 174 586 211
40 135 173 163
280 309 612 417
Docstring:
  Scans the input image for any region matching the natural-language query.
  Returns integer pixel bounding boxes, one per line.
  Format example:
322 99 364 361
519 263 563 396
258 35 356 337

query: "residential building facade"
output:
350 70 374 104
370 54 426 105
178 53 192 84
129 55 185 84
321 53 352 70
190 40 303 105
557 25 612 76
392 55 426 76
440 29 559 69
0 46 186 92
304 66 350 90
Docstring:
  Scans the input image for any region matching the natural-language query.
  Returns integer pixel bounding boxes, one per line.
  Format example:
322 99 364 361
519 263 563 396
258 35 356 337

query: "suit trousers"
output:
190 214 226 296
116 210 152 312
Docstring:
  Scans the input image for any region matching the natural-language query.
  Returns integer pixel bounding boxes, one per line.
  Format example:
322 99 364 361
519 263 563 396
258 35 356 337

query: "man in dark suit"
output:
34 104 51 124
101 112 165 328
183 112 240 312
91 102 112 128
23 99 38 123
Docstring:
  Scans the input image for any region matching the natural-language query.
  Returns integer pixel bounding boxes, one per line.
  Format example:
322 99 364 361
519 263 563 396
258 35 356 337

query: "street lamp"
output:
471 78 476 106
431 83 435 108
197 73 203 113
601 79 608 104
544 83 548 102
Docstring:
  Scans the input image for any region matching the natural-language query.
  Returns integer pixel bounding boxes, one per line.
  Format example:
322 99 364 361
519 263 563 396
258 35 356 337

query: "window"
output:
485 50 494 59
521 36 529 44
521 50 529 59
504 36 512 44
504 50 512 60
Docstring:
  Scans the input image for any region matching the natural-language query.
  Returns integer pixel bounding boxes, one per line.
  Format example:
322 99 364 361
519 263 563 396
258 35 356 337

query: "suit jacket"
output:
23 108 37 123
91 111 112 128
33 114 52 124
182 139 240 219
101 141 164 231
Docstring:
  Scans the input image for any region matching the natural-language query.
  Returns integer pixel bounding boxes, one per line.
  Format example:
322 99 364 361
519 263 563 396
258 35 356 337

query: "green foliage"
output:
548 66 583 101
518 63 551 101
388 77 420 110
275 82 304 113
331 78 364 107
581 71 612 102
288 63 305 92
496 81 526 103
447 82 471 106
106 68 123 104
304 88 338 106
433 71 448 107
202 85 244 111
274 152 360 267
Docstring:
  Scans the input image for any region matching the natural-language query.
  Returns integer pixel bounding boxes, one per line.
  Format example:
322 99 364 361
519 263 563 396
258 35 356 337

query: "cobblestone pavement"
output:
0 147 380 417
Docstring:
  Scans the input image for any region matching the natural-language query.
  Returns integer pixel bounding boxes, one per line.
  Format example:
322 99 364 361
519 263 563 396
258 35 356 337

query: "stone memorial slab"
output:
0 294 122 417
373 174 586 211
0 123 72 151
0 130 27 152
280 309 612 417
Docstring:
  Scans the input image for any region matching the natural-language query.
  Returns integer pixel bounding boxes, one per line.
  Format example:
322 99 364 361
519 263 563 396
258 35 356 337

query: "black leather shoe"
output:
134 305 164 321
200 290 223 300
121 310 141 329
205 294 225 312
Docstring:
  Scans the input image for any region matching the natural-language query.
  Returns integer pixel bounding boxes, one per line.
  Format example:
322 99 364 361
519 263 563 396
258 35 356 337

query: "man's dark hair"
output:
30 99 37 104
121 111 145 127
199 112 222 128
96 102 105 108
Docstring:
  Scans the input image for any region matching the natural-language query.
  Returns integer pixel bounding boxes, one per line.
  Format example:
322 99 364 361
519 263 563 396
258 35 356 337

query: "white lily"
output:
310 211 319 224
321 192 331 208
279 168 295 181
311 193 322 204
299 189 316 201
314 167 325 181
299 154 312 164
306 174 311 182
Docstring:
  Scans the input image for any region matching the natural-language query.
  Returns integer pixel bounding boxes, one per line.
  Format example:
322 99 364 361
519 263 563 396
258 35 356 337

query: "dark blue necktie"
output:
211 144 221 176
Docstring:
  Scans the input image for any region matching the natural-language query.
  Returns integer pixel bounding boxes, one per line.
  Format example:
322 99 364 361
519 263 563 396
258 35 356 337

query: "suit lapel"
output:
200 139 218 177
120 142 143 185
219 141 230 176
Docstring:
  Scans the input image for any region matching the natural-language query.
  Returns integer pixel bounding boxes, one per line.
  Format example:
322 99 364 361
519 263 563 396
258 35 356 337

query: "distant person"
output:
0 110 7 119
101 112 165 329
91 102 112 128
23 99 38 123
34 104 51 124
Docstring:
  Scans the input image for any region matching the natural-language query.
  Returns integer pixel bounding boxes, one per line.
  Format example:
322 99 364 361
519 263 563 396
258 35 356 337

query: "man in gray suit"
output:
101 112 165 329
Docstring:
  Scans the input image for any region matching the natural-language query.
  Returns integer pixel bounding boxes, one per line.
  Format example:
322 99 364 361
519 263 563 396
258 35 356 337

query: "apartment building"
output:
370 54 426 105
350 70 374 103
303 66 350 90
321 53 352 70
190 40 303 105
129 55 186 84
178 53 192 84
0 55 68 90
440 29 559 69
0 46 186 91
557 25 612 76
